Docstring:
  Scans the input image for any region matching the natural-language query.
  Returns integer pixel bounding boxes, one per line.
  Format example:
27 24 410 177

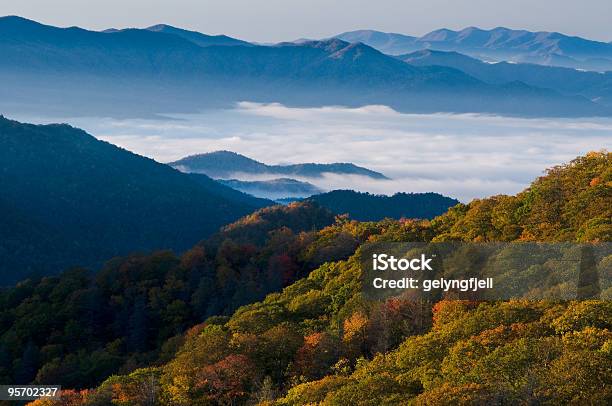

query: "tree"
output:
14 341 39 384
127 296 148 353
342 312 369 359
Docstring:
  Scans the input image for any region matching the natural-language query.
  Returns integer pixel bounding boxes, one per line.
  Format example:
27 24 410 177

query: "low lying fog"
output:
14 102 612 202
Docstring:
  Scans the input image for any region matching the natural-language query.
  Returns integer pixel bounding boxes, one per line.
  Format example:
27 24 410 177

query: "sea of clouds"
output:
14 102 612 202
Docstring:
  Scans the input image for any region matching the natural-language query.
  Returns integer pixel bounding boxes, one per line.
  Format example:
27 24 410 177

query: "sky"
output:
0 0 611 43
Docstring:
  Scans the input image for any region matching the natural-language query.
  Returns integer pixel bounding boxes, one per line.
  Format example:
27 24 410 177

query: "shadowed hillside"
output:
0 116 271 284
309 190 460 221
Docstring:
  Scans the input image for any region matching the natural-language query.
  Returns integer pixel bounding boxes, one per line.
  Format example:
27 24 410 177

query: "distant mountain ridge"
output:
218 178 323 200
336 27 612 71
399 49 612 106
145 24 252 47
169 151 389 179
0 16 609 117
336 30 418 55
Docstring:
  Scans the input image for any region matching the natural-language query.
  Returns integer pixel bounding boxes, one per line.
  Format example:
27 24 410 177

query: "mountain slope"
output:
337 27 612 71
0 201 337 388
29 151 610 404
185 173 273 207
309 190 460 221
145 24 251 47
218 178 323 200
337 29 417 55
399 49 612 105
0 116 271 284
169 151 389 179
0 16 204 73
0 17 608 117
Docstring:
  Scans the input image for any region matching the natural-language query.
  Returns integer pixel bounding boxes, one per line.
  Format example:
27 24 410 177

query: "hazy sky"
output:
1 0 610 43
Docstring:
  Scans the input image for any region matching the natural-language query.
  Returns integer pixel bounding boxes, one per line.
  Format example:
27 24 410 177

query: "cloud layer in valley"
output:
14 103 611 202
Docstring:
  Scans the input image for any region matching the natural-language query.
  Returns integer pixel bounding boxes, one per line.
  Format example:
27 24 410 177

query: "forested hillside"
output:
0 116 271 284
309 190 459 221
430 151 611 243
0 203 336 389
13 151 611 405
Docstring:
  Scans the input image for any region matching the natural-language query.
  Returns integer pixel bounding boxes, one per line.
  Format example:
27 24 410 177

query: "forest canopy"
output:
4 151 609 405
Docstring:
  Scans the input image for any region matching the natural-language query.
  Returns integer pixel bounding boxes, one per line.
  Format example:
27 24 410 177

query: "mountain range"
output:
399 49 612 106
0 116 271 284
0 16 610 117
337 27 612 71
169 151 388 179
